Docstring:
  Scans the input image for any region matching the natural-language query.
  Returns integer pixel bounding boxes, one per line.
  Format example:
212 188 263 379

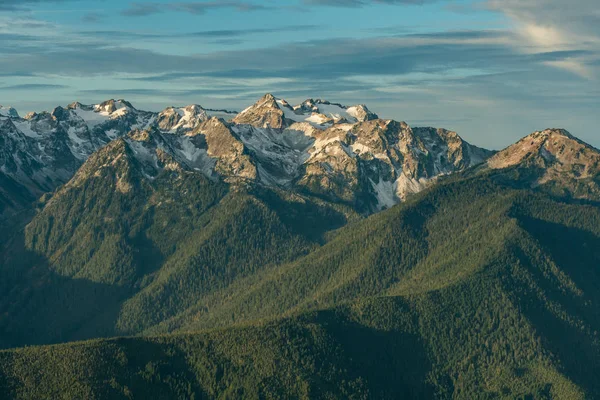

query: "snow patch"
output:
394 173 429 200
73 108 110 127
13 120 40 138
105 129 119 140
0 106 19 119
370 178 398 210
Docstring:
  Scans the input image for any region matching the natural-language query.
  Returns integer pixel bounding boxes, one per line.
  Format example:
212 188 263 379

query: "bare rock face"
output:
485 129 600 200
193 118 257 181
296 120 493 212
157 108 183 132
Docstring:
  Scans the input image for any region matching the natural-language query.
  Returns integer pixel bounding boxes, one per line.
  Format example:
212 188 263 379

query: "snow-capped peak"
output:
0 95 503 219
157 104 209 133
94 99 135 116
0 105 19 119
233 94 380 130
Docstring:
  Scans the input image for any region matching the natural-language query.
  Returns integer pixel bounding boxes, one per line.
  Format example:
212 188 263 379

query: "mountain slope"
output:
0 128 599 397
0 128 352 347
0 100 153 219
0 303 437 400
136 170 600 398
0 232 594 400
0 99 220 220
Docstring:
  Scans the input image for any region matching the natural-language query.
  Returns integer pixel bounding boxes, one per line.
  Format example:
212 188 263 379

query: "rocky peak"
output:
67 102 94 111
412 127 494 170
157 107 182 131
233 94 382 130
296 99 319 113
346 104 378 122
485 129 600 200
157 104 210 133
487 129 598 171
192 117 257 181
299 99 379 123
51 106 69 120
295 118 493 212
233 93 288 129
183 104 207 115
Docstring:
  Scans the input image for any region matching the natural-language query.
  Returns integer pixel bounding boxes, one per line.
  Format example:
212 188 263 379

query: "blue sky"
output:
0 0 598 149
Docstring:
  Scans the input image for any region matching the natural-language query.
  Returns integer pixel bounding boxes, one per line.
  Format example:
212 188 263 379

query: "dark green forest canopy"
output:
1 159 600 398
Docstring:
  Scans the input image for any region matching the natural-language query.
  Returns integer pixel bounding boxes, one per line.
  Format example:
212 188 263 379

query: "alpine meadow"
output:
1 0 599 399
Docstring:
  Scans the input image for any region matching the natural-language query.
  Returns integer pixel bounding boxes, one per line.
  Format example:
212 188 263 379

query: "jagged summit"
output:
157 104 210 133
233 93 287 128
296 99 378 123
95 99 135 114
0 94 498 217
233 94 379 129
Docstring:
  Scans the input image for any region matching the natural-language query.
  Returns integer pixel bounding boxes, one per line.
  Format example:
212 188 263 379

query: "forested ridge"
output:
1 130 600 398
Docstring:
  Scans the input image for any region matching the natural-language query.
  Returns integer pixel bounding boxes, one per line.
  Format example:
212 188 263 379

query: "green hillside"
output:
1 168 600 398
145 172 600 398
1 125 600 399
0 295 588 399
0 139 353 348
0 302 438 400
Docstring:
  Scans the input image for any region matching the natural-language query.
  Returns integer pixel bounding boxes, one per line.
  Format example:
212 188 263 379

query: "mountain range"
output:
0 94 494 219
1 94 599 399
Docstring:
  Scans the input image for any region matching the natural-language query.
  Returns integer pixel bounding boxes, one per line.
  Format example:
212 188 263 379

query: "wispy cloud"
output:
0 83 69 90
0 0 86 11
303 0 440 6
122 1 272 17
0 26 588 81
486 0 599 79
75 24 317 41
81 12 105 23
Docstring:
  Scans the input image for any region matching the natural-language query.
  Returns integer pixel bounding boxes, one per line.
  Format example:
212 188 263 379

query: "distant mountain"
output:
0 100 154 219
0 105 19 119
156 104 209 133
233 93 378 128
0 94 493 219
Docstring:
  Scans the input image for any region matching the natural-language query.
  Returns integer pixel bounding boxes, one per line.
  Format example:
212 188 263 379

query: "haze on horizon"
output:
0 0 598 149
